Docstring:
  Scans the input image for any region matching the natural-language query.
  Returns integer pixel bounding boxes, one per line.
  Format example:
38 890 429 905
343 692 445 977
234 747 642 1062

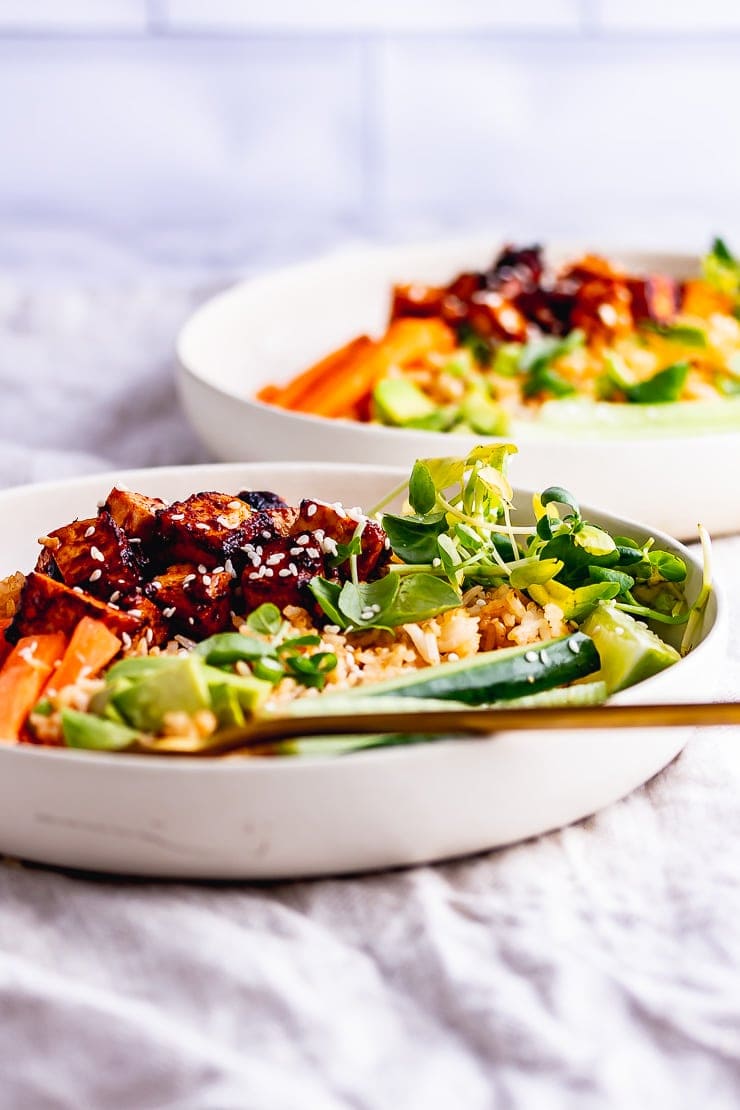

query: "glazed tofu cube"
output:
7 572 142 646
291 499 390 580
158 492 262 568
241 536 325 614
146 563 234 640
46 511 143 600
103 486 166 545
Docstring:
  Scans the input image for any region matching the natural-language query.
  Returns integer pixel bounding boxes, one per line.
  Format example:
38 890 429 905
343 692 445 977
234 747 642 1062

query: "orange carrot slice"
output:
45 617 121 697
298 318 455 418
0 633 67 741
267 336 373 410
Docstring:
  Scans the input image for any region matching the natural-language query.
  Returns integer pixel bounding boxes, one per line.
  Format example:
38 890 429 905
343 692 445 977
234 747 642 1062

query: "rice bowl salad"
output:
0 445 711 757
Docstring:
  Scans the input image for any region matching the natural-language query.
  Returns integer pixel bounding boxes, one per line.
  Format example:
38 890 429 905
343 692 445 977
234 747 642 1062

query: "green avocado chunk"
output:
579 602 680 693
373 378 438 426
113 655 211 732
460 391 510 436
61 708 139 751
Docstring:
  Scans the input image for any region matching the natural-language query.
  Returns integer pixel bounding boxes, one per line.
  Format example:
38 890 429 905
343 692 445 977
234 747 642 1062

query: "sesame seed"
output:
171 513 185 521
261 530 272 540
183 574 196 585
197 564 207 574
371 604 381 613
447 652 459 662
306 504 317 518
84 525 96 539
432 558 441 567
266 553 285 566
306 548 320 559
384 538 391 550
324 625 340 634
567 638 581 654
174 634 196 650
162 606 177 618
108 603 120 611
527 675 535 684
129 537 142 544
278 568 292 577
121 632 132 650
540 649 550 665
248 572 260 580
524 650 538 663
145 628 154 645
224 559 236 578
128 609 143 618
290 547 303 556
264 568 274 577
228 500 242 509
216 515 233 528
72 586 83 594
90 546 105 562
202 575 212 586
196 523 209 531
288 562 298 575
188 617 195 626
109 590 121 602
89 569 102 582
296 534 309 545
212 566 225 574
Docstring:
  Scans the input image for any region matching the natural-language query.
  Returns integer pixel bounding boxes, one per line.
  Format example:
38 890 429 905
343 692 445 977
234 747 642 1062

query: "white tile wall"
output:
160 0 582 33
595 0 740 32
376 37 740 249
0 1 149 32
0 39 365 266
0 6 739 274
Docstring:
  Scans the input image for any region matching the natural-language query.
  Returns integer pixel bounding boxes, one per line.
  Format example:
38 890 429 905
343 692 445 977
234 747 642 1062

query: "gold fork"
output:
135 701 740 758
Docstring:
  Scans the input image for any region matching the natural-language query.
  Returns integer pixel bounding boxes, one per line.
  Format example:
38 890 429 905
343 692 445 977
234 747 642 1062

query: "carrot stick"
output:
255 384 282 404
45 617 121 696
297 318 456 418
0 633 67 741
265 336 373 410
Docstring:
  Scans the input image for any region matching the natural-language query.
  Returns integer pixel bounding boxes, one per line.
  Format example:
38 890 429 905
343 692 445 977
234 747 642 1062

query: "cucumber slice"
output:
579 602 680 693
332 631 599 706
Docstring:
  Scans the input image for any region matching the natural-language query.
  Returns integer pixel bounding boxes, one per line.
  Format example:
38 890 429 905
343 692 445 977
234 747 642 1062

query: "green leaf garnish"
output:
246 603 282 636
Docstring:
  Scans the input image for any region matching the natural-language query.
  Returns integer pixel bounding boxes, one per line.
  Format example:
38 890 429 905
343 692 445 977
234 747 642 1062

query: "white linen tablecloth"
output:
1 279 740 1110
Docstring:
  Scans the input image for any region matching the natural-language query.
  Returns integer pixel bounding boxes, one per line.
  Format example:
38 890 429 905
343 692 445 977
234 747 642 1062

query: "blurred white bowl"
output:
177 237 740 539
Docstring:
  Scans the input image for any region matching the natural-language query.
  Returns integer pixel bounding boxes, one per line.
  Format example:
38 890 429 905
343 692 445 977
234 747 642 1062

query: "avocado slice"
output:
209 683 247 729
461 391 510 436
202 665 271 713
113 655 211 732
61 708 140 752
373 378 439 426
579 601 680 693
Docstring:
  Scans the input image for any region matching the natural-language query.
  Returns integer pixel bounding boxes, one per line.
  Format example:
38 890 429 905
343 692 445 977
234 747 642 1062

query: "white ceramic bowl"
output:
0 461 723 879
177 238 740 540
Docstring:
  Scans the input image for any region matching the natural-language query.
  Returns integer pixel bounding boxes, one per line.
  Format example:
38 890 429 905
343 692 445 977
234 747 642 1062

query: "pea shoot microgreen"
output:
317 444 696 633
